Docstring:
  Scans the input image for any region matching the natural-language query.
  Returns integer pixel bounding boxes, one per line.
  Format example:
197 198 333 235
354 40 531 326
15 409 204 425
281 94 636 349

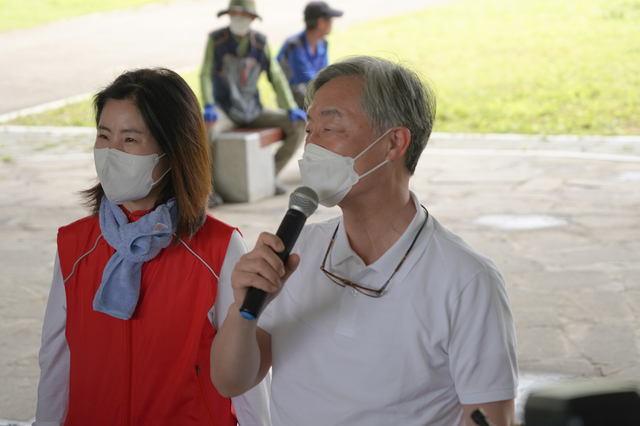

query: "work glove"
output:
203 103 218 123
288 108 307 124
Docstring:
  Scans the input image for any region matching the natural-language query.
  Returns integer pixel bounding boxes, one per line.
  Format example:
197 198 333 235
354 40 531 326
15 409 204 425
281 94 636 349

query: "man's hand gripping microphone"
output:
239 187 319 320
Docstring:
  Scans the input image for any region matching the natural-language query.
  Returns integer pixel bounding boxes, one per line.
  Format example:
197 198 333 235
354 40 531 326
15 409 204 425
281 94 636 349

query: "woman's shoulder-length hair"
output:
82 68 212 241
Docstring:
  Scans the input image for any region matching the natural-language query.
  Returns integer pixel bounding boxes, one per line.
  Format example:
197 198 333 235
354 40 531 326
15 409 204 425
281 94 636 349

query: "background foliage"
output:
0 0 171 33
6 0 640 136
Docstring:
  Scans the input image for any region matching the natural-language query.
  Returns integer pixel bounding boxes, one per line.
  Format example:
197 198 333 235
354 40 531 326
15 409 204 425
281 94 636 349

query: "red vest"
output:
57 211 237 426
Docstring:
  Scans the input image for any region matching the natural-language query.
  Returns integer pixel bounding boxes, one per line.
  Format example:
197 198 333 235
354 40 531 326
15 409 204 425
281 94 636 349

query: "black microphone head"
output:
289 186 319 218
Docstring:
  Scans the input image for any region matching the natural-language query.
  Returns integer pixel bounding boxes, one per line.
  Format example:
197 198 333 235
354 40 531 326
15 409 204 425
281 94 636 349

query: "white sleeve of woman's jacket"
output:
33 251 69 426
209 230 272 426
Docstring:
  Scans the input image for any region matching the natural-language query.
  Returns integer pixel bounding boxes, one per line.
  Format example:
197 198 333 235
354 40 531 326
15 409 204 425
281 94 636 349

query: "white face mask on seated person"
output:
94 148 171 206
229 15 253 36
298 127 393 208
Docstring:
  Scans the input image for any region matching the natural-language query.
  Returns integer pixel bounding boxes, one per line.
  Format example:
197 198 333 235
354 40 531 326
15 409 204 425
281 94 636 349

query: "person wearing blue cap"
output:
200 0 307 207
277 2 343 109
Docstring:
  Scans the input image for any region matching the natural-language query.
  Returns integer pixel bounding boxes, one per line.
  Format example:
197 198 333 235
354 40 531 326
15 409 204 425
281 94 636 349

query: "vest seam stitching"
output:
63 234 103 283
176 235 220 281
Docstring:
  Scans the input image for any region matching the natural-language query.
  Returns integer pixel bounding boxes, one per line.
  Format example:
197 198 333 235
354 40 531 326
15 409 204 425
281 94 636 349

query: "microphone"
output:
471 409 496 426
239 186 319 321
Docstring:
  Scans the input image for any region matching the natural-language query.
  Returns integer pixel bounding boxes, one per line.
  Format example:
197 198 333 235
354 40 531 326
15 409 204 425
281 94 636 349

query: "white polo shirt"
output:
259 193 518 426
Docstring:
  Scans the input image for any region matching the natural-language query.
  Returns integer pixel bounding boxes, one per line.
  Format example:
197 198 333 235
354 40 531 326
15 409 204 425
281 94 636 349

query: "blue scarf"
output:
94 197 178 320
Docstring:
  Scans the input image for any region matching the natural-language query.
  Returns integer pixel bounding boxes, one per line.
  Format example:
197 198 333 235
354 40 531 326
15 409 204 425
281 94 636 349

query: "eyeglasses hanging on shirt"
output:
320 206 429 298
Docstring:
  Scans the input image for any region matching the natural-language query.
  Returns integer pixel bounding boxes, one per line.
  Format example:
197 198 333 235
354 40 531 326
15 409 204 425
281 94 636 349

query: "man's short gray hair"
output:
305 56 436 175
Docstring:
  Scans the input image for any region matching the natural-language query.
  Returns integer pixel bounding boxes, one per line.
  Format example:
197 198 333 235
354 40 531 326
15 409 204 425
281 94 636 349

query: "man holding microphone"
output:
210 56 518 426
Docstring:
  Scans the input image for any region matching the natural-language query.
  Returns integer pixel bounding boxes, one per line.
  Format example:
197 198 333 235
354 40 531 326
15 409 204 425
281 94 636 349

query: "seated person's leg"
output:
207 106 239 207
249 108 305 175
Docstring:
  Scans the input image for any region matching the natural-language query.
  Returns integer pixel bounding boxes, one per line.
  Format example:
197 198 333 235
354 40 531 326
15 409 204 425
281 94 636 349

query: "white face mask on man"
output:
229 15 253 36
298 128 393 208
94 148 171 205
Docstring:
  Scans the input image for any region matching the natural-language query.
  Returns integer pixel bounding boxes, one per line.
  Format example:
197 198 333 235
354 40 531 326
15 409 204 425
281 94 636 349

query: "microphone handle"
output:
470 409 495 426
274 209 307 263
239 209 307 321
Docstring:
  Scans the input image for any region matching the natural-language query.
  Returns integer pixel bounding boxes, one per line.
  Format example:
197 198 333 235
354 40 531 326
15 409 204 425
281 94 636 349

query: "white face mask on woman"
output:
94 148 171 205
298 128 393 207
229 15 253 37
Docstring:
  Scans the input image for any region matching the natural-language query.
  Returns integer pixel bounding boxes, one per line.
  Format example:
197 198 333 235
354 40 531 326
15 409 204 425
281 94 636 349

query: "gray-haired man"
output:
210 56 518 426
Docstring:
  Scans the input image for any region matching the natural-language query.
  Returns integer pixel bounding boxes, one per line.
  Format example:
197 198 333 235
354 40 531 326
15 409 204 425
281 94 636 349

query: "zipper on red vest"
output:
196 365 218 426
126 321 133 426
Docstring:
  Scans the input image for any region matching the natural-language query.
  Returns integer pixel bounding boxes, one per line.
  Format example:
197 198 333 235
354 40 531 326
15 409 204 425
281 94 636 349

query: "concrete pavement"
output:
1 125 639 421
0 0 639 422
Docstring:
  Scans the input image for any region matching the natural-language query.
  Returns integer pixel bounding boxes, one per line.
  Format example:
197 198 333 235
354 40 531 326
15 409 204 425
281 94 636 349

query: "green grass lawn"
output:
7 0 640 136
0 0 172 33
328 0 640 135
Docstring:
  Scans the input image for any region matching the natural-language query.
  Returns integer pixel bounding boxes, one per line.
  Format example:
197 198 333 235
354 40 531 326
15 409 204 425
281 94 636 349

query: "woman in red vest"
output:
34 68 271 426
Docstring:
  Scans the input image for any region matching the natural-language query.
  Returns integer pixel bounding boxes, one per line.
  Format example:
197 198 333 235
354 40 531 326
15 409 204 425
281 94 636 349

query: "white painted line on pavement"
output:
0 94 93 124
0 125 94 134
14 148 639 164
427 148 640 163
474 215 568 230
0 67 197 124
431 131 640 144
17 153 94 162
2 126 639 164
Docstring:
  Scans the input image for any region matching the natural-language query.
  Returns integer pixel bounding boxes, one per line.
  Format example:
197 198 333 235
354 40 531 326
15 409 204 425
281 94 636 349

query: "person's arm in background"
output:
276 40 307 110
275 42 293 84
321 39 329 69
199 35 218 129
264 43 306 123
33 252 69 426
284 41 319 85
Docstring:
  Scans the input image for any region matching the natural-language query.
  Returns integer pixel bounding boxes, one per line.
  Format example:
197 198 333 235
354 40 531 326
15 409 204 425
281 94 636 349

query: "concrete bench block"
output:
214 128 283 203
